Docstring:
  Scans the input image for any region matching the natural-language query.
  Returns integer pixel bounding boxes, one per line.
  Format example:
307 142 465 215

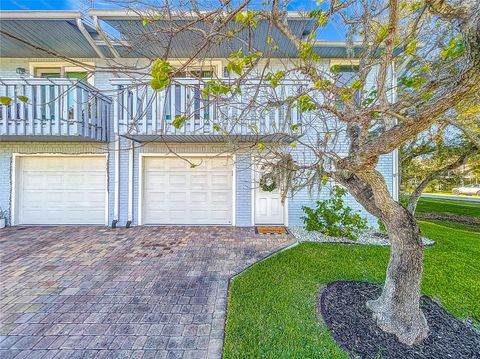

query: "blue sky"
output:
0 0 345 40
1 0 83 10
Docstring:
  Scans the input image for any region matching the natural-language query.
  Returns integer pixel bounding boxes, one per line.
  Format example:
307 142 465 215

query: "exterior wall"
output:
287 154 395 228
235 154 252 226
0 57 397 229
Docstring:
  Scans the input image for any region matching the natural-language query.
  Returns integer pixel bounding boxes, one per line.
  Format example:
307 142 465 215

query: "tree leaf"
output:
0 96 12 105
172 115 187 129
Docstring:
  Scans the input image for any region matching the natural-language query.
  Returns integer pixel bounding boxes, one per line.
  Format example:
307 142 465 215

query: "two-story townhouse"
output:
0 10 399 228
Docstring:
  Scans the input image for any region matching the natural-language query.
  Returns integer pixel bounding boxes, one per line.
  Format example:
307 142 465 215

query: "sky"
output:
0 0 346 40
0 0 84 10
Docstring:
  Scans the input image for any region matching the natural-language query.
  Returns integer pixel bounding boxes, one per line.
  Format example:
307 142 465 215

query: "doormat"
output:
255 226 289 235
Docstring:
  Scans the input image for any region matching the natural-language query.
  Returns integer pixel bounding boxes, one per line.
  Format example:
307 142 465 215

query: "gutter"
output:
89 9 313 20
0 10 81 19
92 15 121 58
76 18 106 59
127 140 134 228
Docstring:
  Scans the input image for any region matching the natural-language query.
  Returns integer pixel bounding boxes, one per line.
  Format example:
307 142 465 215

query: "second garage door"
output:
142 156 233 225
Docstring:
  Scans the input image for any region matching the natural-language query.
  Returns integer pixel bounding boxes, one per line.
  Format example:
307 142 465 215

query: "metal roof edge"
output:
0 10 82 20
313 41 365 47
89 9 311 20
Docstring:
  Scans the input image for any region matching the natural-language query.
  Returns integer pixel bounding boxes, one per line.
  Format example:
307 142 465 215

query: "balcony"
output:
112 78 303 142
0 78 111 142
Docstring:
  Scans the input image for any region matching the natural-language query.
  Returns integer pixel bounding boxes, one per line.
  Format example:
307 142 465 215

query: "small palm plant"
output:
0 207 7 228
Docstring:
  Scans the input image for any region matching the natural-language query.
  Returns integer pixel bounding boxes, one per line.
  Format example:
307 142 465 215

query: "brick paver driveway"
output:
0 226 294 359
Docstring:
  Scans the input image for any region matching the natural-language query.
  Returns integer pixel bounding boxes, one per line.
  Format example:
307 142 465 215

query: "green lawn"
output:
416 197 480 218
224 221 480 358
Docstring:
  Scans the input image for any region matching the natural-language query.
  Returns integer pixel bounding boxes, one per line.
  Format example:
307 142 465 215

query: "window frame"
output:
29 62 95 85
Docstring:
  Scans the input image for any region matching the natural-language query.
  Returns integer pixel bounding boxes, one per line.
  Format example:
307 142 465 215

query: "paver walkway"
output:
0 226 294 359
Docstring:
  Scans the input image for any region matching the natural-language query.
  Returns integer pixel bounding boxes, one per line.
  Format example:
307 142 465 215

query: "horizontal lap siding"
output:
288 152 395 228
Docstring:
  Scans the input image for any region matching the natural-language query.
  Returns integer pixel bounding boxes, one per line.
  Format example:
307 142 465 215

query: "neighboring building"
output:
0 10 399 227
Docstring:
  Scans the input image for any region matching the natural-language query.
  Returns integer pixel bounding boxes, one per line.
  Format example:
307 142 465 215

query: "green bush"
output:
302 186 368 240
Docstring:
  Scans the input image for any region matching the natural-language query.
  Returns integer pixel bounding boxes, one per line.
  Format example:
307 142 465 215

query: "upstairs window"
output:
31 62 93 84
335 65 361 108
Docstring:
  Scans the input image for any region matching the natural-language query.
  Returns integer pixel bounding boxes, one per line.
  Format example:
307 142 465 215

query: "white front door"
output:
17 156 106 225
142 156 233 225
254 165 284 225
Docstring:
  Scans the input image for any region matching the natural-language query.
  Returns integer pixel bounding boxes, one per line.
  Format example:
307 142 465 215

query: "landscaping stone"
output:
289 227 435 246
318 281 480 359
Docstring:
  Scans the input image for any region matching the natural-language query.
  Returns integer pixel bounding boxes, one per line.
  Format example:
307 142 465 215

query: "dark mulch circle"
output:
318 281 480 359
416 212 480 226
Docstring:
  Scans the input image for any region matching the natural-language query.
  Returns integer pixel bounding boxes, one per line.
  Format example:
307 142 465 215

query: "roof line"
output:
88 9 311 20
0 10 82 20
313 41 365 47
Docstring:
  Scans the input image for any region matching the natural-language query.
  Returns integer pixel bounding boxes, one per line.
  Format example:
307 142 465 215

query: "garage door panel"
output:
190 175 207 185
191 192 208 203
143 156 232 225
22 174 46 188
211 192 229 203
169 175 187 185
18 156 106 225
211 210 230 220
145 175 167 187
169 192 188 203
211 174 229 186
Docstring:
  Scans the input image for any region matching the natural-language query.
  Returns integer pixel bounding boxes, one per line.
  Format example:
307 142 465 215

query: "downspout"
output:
76 18 106 59
127 140 134 228
112 89 120 228
92 15 121 59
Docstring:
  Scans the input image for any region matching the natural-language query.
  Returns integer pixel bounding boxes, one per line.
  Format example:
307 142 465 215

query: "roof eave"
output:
89 9 311 20
0 10 82 20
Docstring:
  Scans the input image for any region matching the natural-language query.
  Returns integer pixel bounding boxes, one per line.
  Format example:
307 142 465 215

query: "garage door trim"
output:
139 153 236 226
11 153 109 226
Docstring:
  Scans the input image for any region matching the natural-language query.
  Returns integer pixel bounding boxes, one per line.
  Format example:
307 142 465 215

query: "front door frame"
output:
251 156 288 226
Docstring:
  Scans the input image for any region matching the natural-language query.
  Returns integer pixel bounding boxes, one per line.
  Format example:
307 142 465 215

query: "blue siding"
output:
288 153 394 228
0 152 12 225
235 154 252 226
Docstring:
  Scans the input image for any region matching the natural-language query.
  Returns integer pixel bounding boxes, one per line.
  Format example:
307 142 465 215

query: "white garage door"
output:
143 156 233 225
17 156 106 225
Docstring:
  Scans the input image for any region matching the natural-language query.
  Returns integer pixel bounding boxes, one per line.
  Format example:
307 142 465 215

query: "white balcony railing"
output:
112 78 304 138
0 78 111 141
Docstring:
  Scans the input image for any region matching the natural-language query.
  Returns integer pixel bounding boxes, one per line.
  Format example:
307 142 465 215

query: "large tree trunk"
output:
337 169 429 345
367 206 428 345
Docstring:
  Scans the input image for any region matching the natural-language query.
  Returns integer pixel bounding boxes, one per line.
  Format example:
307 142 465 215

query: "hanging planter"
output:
259 172 277 192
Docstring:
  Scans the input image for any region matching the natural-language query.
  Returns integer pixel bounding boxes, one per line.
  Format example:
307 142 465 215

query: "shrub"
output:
302 186 367 241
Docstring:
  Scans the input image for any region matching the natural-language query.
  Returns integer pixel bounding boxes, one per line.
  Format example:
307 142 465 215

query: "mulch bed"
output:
318 281 480 359
416 212 480 226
